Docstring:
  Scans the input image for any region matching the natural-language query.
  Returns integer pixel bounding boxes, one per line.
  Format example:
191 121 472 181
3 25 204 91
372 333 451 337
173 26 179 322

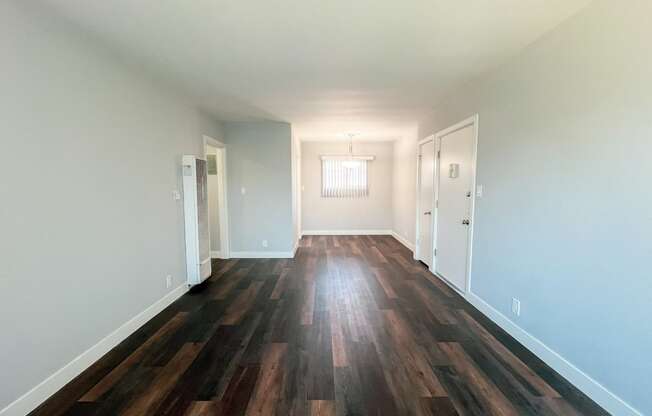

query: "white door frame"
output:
203 135 230 259
414 135 437 265
432 114 479 294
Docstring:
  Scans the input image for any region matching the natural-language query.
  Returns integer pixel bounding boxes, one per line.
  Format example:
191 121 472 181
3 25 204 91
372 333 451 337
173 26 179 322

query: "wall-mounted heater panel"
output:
182 155 211 285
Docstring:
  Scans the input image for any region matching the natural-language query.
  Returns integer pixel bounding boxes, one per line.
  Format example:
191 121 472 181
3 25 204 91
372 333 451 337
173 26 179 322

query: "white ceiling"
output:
40 0 591 140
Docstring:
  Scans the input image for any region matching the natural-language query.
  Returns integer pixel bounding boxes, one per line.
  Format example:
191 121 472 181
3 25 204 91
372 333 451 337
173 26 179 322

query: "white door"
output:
417 140 435 266
435 125 474 291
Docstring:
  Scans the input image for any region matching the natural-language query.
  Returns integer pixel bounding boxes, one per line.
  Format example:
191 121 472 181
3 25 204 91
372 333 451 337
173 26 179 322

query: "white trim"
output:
415 135 436 264
230 251 296 259
203 136 230 259
466 292 642 416
433 115 479 141
433 270 467 297
293 239 300 256
218 147 230 259
210 250 224 259
391 231 415 252
301 229 392 236
417 135 436 146
320 154 375 161
202 134 225 149
432 114 479 294
0 285 188 416
291 136 302 258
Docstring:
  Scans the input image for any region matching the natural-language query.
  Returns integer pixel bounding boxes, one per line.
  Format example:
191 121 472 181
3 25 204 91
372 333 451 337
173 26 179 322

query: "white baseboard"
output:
0 285 188 416
230 251 295 259
210 250 223 259
390 231 415 252
466 292 642 416
293 239 299 256
301 229 392 236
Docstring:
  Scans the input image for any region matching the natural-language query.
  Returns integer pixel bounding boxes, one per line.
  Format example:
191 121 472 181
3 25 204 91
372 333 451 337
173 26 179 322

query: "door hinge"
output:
437 150 441 159
434 248 437 256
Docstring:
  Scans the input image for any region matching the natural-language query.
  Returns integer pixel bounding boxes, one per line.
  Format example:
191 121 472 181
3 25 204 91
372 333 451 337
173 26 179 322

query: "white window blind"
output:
321 158 369 198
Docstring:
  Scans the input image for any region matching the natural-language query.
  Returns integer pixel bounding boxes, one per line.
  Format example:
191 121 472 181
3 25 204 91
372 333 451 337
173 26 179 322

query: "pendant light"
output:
341 133 360 169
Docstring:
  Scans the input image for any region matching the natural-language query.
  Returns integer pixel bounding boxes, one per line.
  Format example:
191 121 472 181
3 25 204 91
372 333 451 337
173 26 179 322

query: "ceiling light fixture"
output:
341 133 361 169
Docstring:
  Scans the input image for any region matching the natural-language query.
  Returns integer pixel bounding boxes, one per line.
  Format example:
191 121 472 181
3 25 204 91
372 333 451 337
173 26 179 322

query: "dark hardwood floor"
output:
31 235 608 416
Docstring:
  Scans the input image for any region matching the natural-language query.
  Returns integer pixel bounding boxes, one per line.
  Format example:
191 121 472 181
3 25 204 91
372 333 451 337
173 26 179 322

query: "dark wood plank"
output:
305 311 335 400
439 342 520 416
244 342 287 415
419 397 460 416
217 365 260 415
32 235 608 416
79 311 188 402
122 342 204 416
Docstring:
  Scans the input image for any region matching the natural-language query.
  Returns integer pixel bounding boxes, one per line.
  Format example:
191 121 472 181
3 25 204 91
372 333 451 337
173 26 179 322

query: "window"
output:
321 157 369 198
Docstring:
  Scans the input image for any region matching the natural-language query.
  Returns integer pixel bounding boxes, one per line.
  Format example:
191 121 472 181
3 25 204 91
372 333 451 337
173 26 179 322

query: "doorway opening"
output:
203 135 230 259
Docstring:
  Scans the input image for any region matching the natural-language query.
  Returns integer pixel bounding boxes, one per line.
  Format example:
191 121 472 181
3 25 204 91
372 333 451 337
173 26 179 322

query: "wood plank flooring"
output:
30 235 608 416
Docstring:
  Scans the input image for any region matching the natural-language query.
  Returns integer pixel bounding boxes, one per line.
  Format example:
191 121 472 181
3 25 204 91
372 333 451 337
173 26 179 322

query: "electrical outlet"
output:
166 275 173 289
262 240 268 248
511 298 521 317
172 190 181 200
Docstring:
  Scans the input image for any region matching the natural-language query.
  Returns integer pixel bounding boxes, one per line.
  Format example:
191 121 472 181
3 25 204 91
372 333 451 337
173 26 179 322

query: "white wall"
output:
301 141 393 233
417 1 651 414
391 129 418 248
0 1 224 412
223 121 294 255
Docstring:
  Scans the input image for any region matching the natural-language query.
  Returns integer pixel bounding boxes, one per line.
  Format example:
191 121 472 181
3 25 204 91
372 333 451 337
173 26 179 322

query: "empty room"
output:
1 1 650 415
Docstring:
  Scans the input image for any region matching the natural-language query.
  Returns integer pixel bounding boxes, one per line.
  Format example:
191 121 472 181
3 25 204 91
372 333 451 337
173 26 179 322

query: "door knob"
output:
462 219 470 225
424 211 432 215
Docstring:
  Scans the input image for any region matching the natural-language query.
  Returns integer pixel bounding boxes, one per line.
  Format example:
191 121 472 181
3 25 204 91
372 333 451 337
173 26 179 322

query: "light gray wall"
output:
419 0 651 413
223 121 294 253
301 141 394 232
0 1 223 410
392 131 417 246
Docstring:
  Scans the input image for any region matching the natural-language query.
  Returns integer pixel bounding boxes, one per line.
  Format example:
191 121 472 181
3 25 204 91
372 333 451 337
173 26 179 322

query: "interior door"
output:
435 125 474 291
417 140 435 267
